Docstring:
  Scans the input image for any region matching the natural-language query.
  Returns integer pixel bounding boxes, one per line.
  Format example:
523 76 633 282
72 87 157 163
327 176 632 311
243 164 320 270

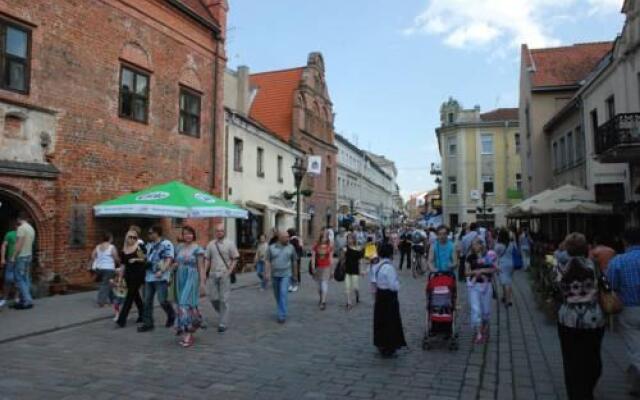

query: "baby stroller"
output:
422 271 458 351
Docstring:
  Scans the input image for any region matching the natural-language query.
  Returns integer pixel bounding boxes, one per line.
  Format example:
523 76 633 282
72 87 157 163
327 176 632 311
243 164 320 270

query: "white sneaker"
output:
0 299 6 308
291 285 299 292
288 285 293 292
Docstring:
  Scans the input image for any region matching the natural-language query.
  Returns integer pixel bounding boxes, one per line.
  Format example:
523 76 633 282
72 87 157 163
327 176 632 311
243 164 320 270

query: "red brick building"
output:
250 53 338 241
0 0 228 289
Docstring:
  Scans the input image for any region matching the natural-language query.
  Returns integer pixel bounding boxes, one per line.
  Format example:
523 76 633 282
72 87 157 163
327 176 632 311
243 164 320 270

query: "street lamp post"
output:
476 191 492 228
291 157 307 286
291 157 307 236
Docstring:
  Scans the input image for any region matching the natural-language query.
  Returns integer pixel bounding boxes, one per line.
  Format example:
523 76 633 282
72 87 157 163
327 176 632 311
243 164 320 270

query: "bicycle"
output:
411 243 427 278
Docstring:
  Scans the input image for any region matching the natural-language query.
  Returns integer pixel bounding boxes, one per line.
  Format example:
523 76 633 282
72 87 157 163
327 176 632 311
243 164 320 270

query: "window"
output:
590 109 599 132
481 134 493 154
553 141 559 171
559 137 566 169
514 133 521 153
179 87 201 137
448 176 457 195
516 173 522 192
447 136 457 156
606 95 615 120
567 131 574 166
257 147 264 177
447 112 454 123
326 167 332 190
233 138 243 172
119 65 149 123
482 175 494 194
277 155 283 183
1 22 30 93
449 214 459 228
575 126 585 162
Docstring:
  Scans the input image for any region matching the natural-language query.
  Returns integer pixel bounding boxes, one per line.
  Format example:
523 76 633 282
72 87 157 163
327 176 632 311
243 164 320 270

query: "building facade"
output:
437 99 521 228
335 134 397 227
249 53 338 240
576 1 640 225
519 41 614 197
0 0 228 288
224 67 304 249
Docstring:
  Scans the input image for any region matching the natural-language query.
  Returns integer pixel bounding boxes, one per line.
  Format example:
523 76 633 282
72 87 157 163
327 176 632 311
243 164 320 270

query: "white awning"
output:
355 211 380 221
245 206 264 216
246 200 296 215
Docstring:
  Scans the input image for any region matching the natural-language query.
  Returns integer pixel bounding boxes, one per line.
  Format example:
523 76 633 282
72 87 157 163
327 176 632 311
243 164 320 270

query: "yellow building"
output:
436 98 522 228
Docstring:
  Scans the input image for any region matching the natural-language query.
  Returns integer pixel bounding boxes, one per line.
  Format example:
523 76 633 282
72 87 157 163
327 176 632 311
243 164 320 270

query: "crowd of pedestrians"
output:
1 214 639 396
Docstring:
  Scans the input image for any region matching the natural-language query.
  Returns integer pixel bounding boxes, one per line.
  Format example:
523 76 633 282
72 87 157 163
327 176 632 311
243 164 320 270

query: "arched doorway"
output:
0 186 42 296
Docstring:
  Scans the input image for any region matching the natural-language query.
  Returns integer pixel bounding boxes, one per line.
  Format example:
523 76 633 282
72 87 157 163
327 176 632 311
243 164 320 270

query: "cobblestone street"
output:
0 262 634 400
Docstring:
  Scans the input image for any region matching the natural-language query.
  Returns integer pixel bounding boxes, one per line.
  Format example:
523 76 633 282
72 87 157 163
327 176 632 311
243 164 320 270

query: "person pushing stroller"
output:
423 225 459 350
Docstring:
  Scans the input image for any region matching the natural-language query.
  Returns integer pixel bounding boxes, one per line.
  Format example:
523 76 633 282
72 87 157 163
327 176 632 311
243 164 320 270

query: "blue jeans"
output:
272 276 290 321
3 261 15 300
256 261 266 289
142 281 175 327
15 256 33 305
468 281 492 329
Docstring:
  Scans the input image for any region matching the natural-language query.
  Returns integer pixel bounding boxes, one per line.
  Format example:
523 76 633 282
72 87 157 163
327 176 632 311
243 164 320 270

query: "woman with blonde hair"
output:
341 233 363 310
465 238 497 344
115 229 146 327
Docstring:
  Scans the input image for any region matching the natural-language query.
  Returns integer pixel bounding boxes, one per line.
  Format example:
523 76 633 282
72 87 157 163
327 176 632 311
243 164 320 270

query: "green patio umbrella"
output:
94 181 248 219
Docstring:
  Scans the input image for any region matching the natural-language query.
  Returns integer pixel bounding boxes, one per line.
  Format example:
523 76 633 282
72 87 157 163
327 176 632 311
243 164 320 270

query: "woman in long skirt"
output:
370 242 406 357
173 226 206 347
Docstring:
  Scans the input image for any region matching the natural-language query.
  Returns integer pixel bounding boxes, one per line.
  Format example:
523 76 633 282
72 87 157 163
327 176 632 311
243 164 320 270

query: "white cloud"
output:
404 0 623 52
587 0 623 16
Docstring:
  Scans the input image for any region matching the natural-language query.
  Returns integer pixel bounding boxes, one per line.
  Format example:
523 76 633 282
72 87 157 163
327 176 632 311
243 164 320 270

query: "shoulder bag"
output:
334 257 346 282
596 266 623 315
511 242 524 270
215 241 236 284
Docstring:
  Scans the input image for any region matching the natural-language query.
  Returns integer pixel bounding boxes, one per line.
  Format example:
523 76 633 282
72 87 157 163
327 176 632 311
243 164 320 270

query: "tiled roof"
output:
525 42 613 88
179 0 218 27
249 67 305 142
480 108 519 122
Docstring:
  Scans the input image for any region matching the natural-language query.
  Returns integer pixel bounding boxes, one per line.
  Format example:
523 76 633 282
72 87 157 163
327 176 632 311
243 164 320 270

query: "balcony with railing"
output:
595 113 640 163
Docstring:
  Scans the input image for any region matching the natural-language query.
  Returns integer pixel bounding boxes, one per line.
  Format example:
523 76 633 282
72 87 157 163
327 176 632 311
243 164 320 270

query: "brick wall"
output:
0 0 227 285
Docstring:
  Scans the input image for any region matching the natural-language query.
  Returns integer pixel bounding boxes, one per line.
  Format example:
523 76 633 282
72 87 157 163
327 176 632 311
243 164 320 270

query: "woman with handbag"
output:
115 229 146 327
553 233 605 400
90 232 120 307
312 234 333 310
342 233 363 310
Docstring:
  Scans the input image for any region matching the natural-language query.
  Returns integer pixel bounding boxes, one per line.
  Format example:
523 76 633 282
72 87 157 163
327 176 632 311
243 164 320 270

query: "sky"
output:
226 0 625 200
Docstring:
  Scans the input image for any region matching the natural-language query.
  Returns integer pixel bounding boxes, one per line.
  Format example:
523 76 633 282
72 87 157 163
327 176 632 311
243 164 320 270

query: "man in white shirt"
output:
206 224 239 333
10 213 35 310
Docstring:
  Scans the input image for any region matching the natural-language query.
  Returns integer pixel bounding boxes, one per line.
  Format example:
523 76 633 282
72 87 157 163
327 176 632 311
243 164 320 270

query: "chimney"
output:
202 0 229 39
237 65 250 115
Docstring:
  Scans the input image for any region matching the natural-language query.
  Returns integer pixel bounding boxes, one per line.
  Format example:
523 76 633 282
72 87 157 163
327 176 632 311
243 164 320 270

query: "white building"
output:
335 134 399 227
224 67 304 249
